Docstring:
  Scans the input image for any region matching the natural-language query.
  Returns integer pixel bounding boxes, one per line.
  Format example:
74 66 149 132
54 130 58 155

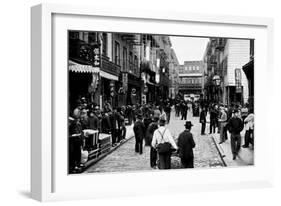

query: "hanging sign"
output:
235 68 242 93
92 44 101 67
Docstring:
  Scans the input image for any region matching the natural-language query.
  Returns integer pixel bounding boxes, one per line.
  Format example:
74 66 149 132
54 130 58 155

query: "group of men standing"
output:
68 99 127 172
133 107 196 169
199 103 254 160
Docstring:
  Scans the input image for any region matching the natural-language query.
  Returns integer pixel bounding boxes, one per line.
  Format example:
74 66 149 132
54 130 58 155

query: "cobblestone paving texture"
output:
85 108 224 173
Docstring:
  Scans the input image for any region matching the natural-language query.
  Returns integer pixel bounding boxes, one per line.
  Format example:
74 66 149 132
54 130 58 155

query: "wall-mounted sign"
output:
131 88 136 96
235 68 242 93
92 44 101 67
143 85 148 93
122 73 128 92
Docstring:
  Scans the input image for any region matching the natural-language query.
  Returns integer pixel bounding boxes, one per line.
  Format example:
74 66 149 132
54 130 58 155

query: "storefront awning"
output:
242 59 254 80
100 70 119 81
69 60 100 73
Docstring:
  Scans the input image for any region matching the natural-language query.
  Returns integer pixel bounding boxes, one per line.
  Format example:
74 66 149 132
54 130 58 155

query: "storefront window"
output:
114 41 120 65
102 33 107 56
123 47 127 72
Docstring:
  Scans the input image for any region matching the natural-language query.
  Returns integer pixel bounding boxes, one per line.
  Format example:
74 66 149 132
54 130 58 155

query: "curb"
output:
83 133 135 171
210 134 227 167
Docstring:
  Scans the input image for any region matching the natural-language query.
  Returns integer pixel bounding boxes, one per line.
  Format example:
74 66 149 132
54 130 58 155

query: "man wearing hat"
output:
227 109 244 160
177 121 196 168
151 116 178 169
146 116 159 168
133 113 146 154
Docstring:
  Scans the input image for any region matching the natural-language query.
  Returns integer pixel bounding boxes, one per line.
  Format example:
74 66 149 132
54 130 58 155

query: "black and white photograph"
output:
68 31 254 174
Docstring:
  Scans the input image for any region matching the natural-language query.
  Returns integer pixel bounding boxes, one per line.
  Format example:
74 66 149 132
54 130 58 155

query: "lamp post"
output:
213 75 221 103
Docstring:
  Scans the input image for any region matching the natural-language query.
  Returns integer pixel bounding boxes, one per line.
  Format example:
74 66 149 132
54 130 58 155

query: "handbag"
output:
156 129 171 154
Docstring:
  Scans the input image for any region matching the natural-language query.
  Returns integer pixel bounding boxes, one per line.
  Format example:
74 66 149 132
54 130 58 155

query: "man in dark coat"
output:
133 114 146 154
227 109 244 160
146 117 159 168
177 121 196 168
116 107 126 142
88 110 100 131
209 105 218 134
164 103 172 124
109 109 119 146
181 102 187 120
199 107 207 135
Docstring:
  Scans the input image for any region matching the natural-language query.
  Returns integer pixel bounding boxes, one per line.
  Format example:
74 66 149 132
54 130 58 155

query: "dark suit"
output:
177 130 196 168
133 120 145 154
199 110 206 135
209 108 218 133
88 114 100 130
227 116 244 156
146 122 159 167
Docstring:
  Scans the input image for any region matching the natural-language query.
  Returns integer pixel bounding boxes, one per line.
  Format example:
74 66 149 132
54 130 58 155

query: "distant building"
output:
178 61 204 101
169 49 180 99
203 38 251 105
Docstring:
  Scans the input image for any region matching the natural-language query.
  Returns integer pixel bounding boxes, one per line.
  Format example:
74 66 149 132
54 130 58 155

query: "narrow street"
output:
85 108 224 173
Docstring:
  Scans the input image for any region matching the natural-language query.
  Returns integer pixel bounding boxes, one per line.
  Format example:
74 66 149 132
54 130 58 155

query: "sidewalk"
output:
211 131 254 167
205 112 254 167
83 124 135 169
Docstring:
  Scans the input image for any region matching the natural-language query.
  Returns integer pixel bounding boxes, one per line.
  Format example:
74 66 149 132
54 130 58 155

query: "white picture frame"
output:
31 3 274 202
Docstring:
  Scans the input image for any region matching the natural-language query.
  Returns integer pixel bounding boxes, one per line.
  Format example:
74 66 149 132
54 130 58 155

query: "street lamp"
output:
212 75 221 102
213 75 221 86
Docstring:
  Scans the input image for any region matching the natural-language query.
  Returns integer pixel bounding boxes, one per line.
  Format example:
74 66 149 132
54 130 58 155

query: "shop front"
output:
98 55 121 109
68 60 100 112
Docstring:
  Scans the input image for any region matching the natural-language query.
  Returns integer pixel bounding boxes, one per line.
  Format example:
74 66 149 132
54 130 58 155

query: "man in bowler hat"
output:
133 113 146 154
177 121 196 168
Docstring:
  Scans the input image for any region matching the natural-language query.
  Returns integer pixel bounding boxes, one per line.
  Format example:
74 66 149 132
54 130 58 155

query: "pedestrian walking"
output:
133 114 145 155
116 107 126 142
218 106 227 144
175 102 180 117
146 117 159 168
227 109 244 160
242 108 254 148
209 105 217 134
143 112 152 146
181 102 187 120
151 117 178 169
177 121 196 168
164 103 171 124
153 106 161 119
199 107 206 135
109 108 118 146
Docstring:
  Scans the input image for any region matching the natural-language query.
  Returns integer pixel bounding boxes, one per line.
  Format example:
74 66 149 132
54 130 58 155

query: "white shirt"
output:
244 113 254 130
151 126 178 150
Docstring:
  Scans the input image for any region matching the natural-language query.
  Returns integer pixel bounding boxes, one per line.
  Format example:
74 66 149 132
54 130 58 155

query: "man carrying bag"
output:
151 116 178 169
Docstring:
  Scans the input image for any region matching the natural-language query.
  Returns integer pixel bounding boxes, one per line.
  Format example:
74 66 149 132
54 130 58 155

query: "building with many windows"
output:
178 61 204 100
203 38 251 105
68 31 142 110
169 49 180 99
68 31 176 110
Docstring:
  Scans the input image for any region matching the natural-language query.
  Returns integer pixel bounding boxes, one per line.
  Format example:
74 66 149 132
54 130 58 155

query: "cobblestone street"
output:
85 109 224 173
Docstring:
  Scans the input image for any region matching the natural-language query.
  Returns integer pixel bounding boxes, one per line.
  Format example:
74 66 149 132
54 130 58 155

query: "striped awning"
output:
68 60 100 73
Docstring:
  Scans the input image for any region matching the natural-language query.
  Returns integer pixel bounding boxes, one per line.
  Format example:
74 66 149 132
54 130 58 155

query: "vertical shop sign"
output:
235 68 242 93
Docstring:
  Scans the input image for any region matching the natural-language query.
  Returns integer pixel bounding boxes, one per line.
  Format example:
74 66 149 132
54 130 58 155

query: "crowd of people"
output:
68 97 174 172
69 95 254 172
199 102 254 160
133 99 196 169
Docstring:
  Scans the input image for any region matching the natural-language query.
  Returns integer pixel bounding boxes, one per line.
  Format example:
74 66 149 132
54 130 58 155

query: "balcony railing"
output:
178 84 202 90
215 38 226 50
101 55 121 76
